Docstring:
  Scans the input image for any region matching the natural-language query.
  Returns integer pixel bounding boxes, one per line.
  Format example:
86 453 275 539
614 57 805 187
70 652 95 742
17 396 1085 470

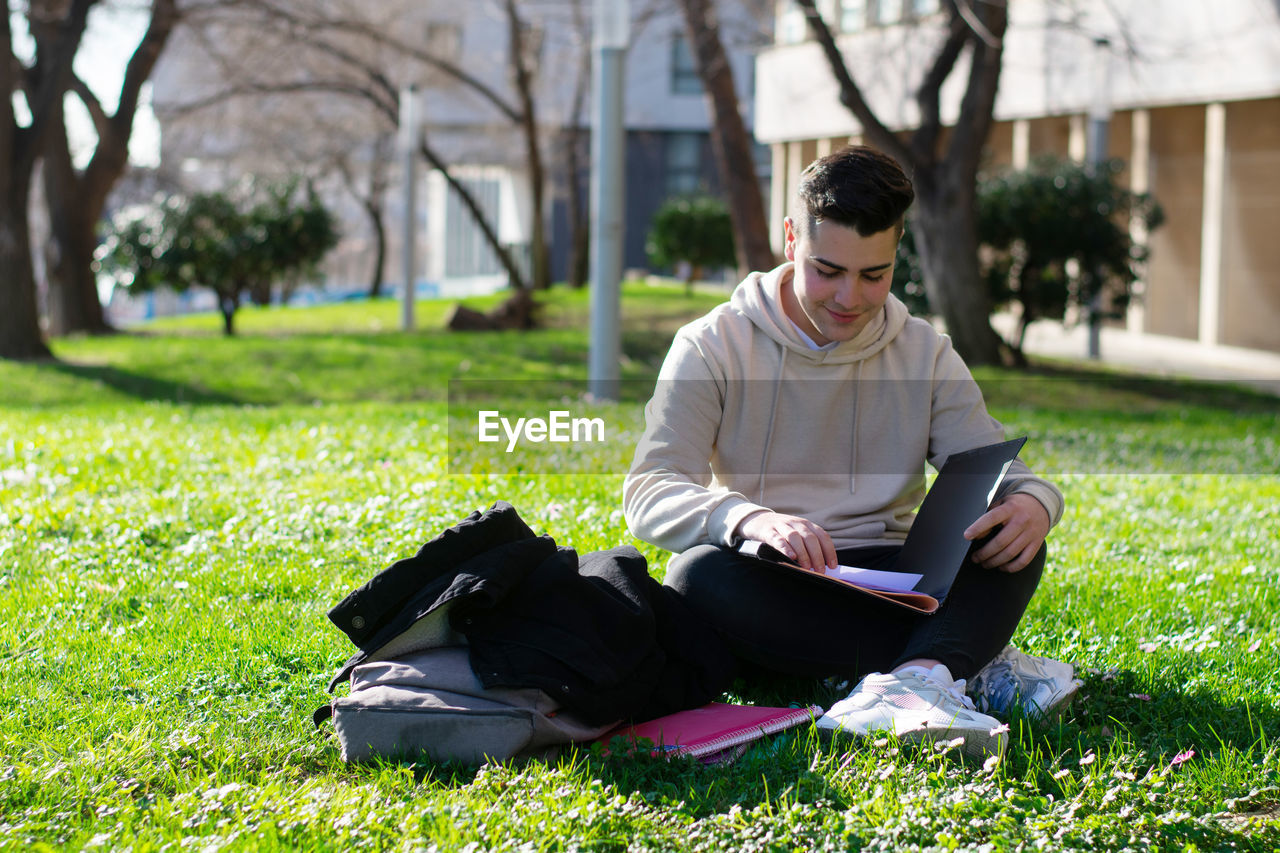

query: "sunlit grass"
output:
0 288 1277 849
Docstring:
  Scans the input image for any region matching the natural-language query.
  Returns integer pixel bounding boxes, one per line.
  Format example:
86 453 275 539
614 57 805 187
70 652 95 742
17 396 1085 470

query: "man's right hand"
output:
737 511 838 572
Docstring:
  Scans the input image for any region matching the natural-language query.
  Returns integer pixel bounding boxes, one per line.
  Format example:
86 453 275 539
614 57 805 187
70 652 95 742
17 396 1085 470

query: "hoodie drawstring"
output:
756 347 787 502
850 360 862 493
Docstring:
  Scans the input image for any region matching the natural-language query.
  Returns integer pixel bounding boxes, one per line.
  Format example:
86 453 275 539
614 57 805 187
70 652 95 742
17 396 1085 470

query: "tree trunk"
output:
563 1 591 289
912 171 1005 365
42 100 111 335
219 293 238 336
1 0 97 360
364 134 390 298
506 0 550 290
40 0 177 336
0 199 52 359
367 201 387 298
678 0 774 275
43 210 108 336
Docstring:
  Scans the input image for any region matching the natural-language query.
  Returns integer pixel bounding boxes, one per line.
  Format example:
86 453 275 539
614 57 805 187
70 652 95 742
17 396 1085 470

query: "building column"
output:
1128 109 1150 333
769 142 788 256
1012 119 1031 170
1199 102 1227 347
1068 114 1087 162
815 136 834 158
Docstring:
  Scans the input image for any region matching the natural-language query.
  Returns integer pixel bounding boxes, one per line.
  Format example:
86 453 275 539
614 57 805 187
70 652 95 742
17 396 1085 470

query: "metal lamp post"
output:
588 0 628 400
400 84 420 333
1086 37 1112 360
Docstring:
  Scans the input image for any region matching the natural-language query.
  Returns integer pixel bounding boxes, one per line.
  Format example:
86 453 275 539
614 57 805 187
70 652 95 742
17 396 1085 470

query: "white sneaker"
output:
816 664 1007 758
969 645 1082 720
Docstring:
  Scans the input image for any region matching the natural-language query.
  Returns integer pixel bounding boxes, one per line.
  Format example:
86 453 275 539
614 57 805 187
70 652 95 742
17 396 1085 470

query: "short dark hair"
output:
792 145 915 238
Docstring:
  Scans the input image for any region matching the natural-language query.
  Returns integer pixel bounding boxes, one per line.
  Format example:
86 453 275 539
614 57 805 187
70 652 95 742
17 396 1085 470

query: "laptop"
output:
738 436 1028 614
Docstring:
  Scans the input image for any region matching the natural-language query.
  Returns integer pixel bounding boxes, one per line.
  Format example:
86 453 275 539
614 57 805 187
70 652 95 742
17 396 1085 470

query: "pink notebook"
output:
593 702 820 764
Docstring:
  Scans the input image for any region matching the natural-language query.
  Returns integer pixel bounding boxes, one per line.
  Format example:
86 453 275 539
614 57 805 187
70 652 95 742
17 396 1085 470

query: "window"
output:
840 0 868 33
671 35 702 95
665 133 704 196
518 21 545 69
874 0 904 26
777 5 806 44
424 21 462 64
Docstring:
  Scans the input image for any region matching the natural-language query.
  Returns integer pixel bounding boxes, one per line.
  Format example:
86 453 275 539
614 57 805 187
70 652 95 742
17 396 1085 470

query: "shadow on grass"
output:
1065 667 1279 759
985 362 1280 415
41 361 245 405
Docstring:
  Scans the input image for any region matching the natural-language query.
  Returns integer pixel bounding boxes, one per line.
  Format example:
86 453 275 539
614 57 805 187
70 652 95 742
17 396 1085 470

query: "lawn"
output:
1 285 1277 851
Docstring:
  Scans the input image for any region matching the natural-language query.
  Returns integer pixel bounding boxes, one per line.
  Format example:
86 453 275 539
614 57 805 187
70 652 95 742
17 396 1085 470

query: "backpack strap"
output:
312 704 333 728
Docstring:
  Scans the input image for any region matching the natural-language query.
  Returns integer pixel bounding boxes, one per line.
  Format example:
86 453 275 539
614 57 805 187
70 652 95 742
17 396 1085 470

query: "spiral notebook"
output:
593 702 820 764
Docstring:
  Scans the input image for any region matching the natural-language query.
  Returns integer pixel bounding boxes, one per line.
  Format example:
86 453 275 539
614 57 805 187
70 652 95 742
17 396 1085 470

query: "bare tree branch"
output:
945 0 1008 176
912 8 970 163
161 80 398 123
69 75 111 136
210 0 523 123
416 134 529 292
791 0 914 168
954 0 1000 47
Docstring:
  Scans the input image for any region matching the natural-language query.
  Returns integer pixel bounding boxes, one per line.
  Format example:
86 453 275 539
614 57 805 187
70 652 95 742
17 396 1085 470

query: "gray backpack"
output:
315 608 614 764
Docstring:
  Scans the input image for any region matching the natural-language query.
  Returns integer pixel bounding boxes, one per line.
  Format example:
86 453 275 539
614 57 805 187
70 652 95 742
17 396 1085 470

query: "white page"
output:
740 540 922 592
825 565 923 592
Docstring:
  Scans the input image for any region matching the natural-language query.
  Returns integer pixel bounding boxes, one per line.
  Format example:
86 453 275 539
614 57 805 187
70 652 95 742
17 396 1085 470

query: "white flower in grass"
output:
1078 751 1096 766
983 755 1002 773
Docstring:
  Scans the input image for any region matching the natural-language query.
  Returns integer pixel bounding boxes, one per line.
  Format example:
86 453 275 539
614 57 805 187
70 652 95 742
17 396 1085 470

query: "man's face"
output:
782 217 900 346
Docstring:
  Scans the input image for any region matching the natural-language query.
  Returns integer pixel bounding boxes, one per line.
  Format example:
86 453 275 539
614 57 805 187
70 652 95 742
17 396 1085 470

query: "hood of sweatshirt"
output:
729 262 910 364
722 262 914 500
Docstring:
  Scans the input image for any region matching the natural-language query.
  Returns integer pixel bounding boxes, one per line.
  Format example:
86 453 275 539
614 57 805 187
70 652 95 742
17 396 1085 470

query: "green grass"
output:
1 285 1277 850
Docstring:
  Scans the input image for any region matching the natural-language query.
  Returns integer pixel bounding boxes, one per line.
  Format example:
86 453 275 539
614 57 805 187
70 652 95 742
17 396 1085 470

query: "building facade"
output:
756 0 1280 354
149 1 772 297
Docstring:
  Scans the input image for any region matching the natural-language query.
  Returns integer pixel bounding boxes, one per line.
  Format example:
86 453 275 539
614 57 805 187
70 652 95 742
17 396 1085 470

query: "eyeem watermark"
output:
478 410 606 453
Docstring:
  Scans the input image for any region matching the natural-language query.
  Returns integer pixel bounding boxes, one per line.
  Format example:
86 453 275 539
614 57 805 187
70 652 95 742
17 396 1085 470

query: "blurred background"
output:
2 0 1278 372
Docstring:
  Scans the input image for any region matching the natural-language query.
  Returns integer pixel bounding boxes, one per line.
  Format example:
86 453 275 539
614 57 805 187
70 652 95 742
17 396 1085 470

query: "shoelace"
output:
913 670 977 711
976 667 1019 707
948 678 977 710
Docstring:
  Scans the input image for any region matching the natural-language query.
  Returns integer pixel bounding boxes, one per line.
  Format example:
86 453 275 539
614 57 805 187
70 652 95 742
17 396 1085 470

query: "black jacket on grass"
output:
327 501 733 726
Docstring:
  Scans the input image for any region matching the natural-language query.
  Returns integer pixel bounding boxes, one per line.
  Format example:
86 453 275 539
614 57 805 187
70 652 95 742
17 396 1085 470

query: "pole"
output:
1086 37 1112 360
400 85 419 333
589 0 628 400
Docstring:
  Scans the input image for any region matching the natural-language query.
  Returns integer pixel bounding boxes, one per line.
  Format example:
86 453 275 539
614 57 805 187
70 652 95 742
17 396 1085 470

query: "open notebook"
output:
739 436 1028 614
592 702 820 764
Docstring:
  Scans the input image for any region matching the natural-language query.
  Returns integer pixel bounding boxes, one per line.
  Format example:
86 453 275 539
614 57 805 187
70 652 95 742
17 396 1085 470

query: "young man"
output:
623 146 1077 757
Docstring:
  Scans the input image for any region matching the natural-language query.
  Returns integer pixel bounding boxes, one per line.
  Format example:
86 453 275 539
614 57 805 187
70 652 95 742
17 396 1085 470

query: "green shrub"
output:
892 157 1164 354
97 179 339 336
645 196 736 288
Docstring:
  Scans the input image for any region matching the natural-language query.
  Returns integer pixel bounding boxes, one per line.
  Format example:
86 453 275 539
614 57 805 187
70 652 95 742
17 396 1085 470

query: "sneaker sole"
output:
815 718 1006 760
1033 679 1082 724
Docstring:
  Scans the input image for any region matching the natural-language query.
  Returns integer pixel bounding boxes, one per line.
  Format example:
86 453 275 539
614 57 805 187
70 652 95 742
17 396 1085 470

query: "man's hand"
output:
964 493 1050 573
738 511 838 572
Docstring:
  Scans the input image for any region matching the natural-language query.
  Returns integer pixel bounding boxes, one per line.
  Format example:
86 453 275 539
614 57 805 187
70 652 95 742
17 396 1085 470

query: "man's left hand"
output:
963 493 1051 573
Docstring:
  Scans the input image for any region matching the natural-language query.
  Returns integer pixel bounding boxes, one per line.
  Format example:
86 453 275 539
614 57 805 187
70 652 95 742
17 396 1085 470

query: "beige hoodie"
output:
623 263 1064 553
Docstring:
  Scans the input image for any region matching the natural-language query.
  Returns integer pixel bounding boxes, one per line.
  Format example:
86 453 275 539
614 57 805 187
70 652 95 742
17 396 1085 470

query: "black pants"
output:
662 543 1046 682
